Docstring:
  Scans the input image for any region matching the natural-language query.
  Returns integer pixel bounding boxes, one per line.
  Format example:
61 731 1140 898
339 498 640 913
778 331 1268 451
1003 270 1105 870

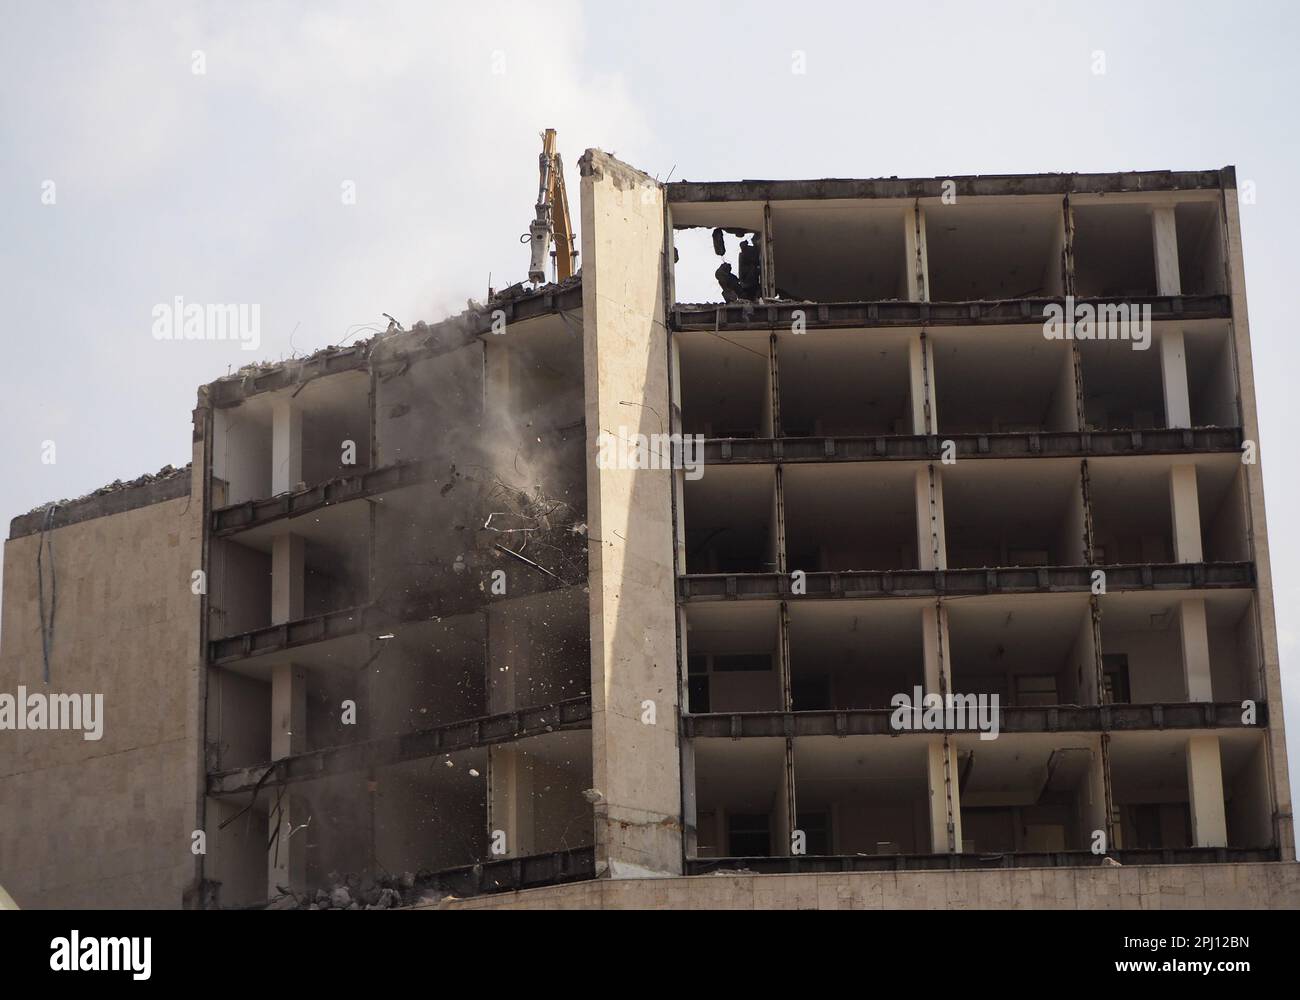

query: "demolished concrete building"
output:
1 152 1297 909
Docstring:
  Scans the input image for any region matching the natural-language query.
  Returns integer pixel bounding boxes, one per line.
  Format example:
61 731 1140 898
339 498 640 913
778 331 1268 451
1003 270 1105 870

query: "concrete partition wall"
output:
580 149 683 877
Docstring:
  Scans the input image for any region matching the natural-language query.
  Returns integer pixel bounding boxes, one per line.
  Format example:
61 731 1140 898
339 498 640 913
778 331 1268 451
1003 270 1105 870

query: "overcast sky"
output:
3 0 1299 829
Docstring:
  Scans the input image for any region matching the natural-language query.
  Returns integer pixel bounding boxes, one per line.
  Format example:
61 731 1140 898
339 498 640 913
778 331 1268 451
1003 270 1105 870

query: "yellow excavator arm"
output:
527 128 577 284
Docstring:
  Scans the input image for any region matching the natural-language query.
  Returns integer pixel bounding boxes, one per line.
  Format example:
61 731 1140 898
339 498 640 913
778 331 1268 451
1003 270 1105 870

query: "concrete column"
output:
487 745 535 859
679 604 698 857
680 736 698 857
761 202 776 299
1076 606 1101 704
921 603 950 696
907 334 929 434
764 335 780 437
271 399 303 495
1053 344 1081 431
484 337 511 412
1159 329 1192 428
777 741 795 857
1084 738 1110 850
271 533 304 624
1179 598 1214 701
1046 204 1066 297
1152 206 1181 295
268 662 306 894
904 204 930 302
922 600 960 854
1186 734 1228 847
580 149 681 877
486 604 529 715
915 466 947 570
927 739 961 853
670 338 689 572
1169 464 1202 562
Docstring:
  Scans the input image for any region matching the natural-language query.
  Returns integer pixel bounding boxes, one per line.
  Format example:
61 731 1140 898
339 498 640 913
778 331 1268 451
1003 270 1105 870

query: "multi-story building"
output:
1 152 1295 909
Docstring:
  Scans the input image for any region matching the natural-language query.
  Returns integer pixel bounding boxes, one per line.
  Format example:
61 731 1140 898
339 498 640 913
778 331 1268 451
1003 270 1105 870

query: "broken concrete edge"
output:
668 166 1236 203
8 464 192 540
207 579 584 664
579 148 663 190
210 458 431 535
261 846 598 910
203 275 583 410
207 695 593 796
9 280 586 536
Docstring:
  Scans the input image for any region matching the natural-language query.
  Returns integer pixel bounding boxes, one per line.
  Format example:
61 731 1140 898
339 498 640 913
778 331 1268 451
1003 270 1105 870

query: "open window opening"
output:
209 510 369 639
956 734 1103 852
777 329 913 436
946 594 1093 706
1087 460 1178 565
931 329 1076 434
670 202 766 306
787 601 924 710
684 603 781 713
925 201 1063 300
212 373 372 507
375 342 481 465
1098 590 1259 703
683 465 776 573
769 201 909 301
372 612 489 734
1079 335 1165 430
677 330 770 438
792 737 930 855
692 738 787 858
1185 326 1238 427
1175 201 1226 295
486 588 591 715
783 463 918 572
487 730 594 859
942 459 1087 569
1199 460 1250 563
1108 732 1264 850
491 314 585 429
207 749 489 908
1072 203 1159 297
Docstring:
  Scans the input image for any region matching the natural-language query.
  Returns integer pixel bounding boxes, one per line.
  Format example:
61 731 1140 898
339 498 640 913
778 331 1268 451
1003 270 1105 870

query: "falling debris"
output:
482 481 585 585
715 261 744 302
738 238 761 299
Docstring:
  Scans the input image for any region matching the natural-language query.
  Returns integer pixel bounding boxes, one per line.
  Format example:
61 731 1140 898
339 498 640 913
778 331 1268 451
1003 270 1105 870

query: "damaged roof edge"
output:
206 274 583 409
9 464 192 540
667 166 1235 203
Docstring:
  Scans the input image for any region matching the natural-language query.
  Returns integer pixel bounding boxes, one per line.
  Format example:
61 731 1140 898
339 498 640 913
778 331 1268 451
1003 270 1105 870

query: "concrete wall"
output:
0 481 204 908
1222 185 1293 858
580 149 682 877
434 862 1300 909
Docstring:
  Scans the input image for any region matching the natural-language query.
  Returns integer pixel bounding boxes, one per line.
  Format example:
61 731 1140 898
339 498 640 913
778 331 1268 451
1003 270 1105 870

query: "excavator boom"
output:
527 128 577 283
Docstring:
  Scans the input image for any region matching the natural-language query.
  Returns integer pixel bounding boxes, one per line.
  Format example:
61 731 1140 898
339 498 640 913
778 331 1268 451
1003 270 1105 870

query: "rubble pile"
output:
268 870 448 911
24 462 192 516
